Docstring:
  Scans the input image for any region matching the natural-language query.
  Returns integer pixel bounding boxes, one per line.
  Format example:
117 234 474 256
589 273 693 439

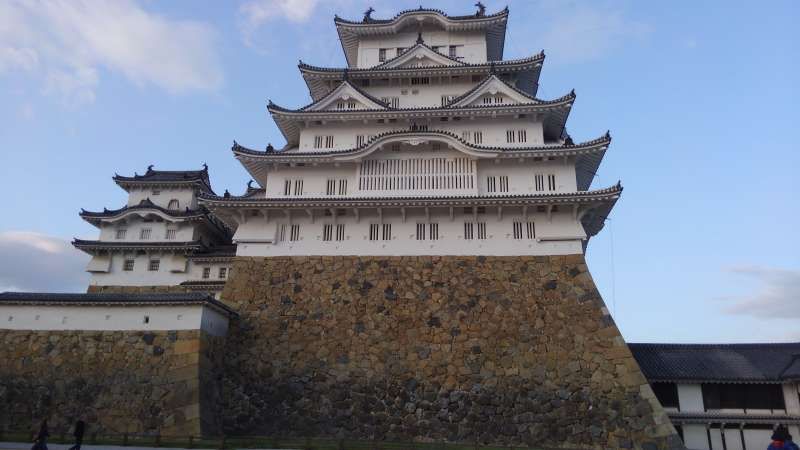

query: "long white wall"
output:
297 116 546 152
357 29 487 67
127 185 198 209
0 304 230 336
234 207 586 257
264 148 575 199
87 253 233 287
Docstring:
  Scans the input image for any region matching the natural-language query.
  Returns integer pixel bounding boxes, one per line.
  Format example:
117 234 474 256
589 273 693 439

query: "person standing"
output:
68 419 85 450
31 419 48 450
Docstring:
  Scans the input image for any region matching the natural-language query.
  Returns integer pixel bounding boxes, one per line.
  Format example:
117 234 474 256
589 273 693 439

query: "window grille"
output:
499 176 509 192
534 174 545 191
338 179 347 195
115 229 127 240
526 221 536 239
356 135 365 146
494 96 504 104
278 224 287 242
322 224 333 241
123 259 135 271
382 223 392 240
448 45 458 58
202 267 211 279
477 222 487 239
506 130 516 143
464 222 474 240
314 136 323 148
441 95 454 106
167 199 179 210
512 221 523 239
411 77 429 85
336 101 345 109
140 228 151 240
378 48 387 62
219 267 227 279
487 176 496 193
326 179 336 195
284 179 292 195
369 223 380 241
487 176 509 193
336 224 345 241
381 97 399 108
473 131 483 144
416 223 426 241
348 101 357 109
483 96 492 105
429 223 439 240
325 136 334 148
289 224 301 241
358 157 476 192
461 130 470 141
165 229 176 240
517 129 527 143
148 259 160 271
547 174 556 191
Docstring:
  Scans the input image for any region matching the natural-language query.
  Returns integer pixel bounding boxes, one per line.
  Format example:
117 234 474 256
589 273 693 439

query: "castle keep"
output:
0 5 694 450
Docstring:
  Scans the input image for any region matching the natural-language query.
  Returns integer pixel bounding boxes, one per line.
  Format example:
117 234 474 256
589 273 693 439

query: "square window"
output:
115 229 127 239
140 228 152 240
148 259 160 271
202 267 211 279
219 267 227 279
123 259 135 271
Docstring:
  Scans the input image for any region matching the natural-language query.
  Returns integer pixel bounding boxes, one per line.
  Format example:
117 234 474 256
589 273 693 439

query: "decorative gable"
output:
448 75 537 108
376 44 464 69
305 81 389 111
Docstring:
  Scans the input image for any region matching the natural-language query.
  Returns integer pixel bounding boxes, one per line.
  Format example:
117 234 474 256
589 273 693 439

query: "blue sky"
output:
0 0 797 343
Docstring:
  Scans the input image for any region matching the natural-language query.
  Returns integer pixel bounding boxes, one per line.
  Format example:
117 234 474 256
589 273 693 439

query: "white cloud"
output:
238 0 321 49
722 266 800 319
0 0 223 105
514 2 652 65
0 231 90 293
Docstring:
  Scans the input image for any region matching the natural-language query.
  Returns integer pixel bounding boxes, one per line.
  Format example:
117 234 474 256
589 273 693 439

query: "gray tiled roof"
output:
0 291 237 317
629 343 800 383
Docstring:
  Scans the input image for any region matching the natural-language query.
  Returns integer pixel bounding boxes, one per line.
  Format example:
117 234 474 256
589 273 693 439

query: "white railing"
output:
357 158 476 195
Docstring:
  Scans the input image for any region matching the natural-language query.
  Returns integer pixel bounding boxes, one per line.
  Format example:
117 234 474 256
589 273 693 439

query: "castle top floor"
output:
335 6 508 68
113 165 215 210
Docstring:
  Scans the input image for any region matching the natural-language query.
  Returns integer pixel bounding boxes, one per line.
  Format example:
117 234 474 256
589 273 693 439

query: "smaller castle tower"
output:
74 166 235 294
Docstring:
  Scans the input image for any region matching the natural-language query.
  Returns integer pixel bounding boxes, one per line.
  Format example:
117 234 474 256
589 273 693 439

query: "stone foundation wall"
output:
0 329 225 437
220 255 681 449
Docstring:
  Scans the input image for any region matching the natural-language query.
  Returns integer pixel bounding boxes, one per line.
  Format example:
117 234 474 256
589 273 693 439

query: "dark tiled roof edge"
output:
334 7 509 26
299 51 544 74
0 291 237 317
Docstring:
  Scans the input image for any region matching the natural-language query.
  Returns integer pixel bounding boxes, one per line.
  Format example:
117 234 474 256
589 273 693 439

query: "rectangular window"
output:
284 179 292 195
339 179 347 195
441 95 454 106
356 135 365 146
336 224 345 241
296 179 304 195
411 77 429 85
487 176 496 193
476 222 487 239
313 135 323 148
378 48 387 62
473 131 483 144
369 223 380 241
487 176 509 193
464 222 474 240
513 221 523 239
336 101 345 109
382 223 392 240
534 174 545 191
123 259 135 271
165 229 176 240
115 229 127 240
506 130 516 143
416 223 426 241
448 45 458 58
325 136 334 148
219 267 227 279
548 174 556 191
348 101 357 109
702 383 785 410
526 221 536 239
429 223 439 240
278 224 287 242
322 223 333 241
483 96 492 105
326 179 336 195
202 267 211 279
139 228 151 240
381 97 399 108
494 95 504 104
148 259 160 271
289 224 301 241
517 129 527 143
499 175 509 192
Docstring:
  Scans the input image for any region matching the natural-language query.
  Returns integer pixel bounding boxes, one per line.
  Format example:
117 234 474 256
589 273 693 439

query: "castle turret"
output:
74 165 235 294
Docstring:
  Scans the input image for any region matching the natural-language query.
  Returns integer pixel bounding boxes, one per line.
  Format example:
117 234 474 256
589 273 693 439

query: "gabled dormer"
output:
301 80 390 112
448 75 543 108
374 40 466 69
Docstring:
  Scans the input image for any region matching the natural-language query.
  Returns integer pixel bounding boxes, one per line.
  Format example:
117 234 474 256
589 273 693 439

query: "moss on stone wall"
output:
219 255 681 449
0 329 224 437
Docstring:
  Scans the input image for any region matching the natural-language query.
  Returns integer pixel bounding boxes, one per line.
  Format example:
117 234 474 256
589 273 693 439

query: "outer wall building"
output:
1 5 798 450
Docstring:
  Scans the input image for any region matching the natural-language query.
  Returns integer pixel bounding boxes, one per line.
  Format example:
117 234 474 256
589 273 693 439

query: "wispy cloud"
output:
722 266 800 319
512 1 651 64
0 0 223 106
0 231 89 293
237 0 329 50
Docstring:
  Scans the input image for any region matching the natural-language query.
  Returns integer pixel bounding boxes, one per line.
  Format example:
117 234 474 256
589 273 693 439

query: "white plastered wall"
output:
87 254 233 287
0 304 230 336
126 186 198 209
357 29 487 67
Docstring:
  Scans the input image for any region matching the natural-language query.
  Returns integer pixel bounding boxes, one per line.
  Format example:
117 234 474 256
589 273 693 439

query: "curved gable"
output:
448 75 537 108
375 44 466 69
304 80 389 111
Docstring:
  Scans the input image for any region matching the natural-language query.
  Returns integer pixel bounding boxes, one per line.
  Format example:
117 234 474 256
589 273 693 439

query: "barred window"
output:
325 136 334 148
167 199 180 210
410 77 429 85
356 135 365 147
526 221 536 239
429 223 439 240
115 229 127 240
165 229 177 240
322 224 333 241
202 267 211 279
338 179 348 195
336 224 345 241
140 228 151 240
487 176 509 193
464 222 474 240
547 174 556 191
441 95 454 106
148 259 160 271
378 48 387 62
219 267 227 279
416 223 426 241
289 224 301 241
278 224 287 242
476 222 487 240
369 223 380 241
473 131 483 144
284 179 303 196
123 259 135 271
506 130 516 143
534 174 545 191
513 221 523 239
382 223 392 241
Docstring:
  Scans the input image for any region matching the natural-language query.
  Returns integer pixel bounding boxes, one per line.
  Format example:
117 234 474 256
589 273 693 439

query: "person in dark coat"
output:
769 426 793 450
68 419 85 450
31 419 49 450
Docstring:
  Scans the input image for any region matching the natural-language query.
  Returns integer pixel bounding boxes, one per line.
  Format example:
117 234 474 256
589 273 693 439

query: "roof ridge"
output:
335 6 509 26
299 51 544 74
